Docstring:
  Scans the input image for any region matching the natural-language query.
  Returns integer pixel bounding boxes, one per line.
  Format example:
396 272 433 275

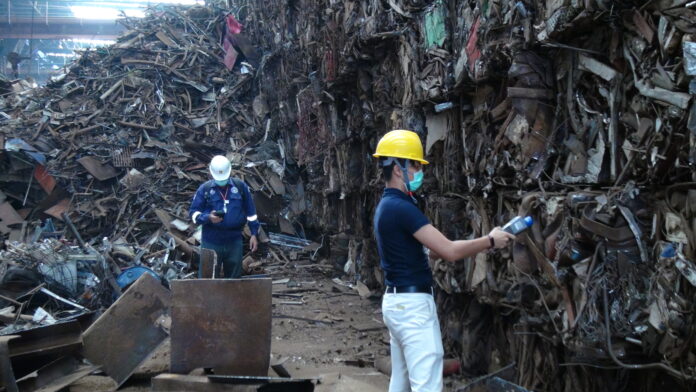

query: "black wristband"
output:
488 235 495 249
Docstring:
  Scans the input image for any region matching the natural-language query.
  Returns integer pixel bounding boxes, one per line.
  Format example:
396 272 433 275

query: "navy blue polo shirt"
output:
374 188 432 287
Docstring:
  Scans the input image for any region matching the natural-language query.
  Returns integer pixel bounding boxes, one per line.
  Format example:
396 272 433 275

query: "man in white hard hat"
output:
189 155 259 278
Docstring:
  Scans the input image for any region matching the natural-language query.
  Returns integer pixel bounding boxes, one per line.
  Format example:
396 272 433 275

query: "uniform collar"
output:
383 187 410 200
383 187 420 205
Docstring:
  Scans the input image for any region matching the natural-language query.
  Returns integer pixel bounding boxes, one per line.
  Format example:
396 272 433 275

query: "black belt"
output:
385 285 433 295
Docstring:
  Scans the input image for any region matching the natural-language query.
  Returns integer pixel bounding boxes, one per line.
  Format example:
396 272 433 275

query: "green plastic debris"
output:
424 1 446 48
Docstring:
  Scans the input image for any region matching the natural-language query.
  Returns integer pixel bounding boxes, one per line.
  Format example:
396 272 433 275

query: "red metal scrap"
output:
222 14 243 70
225 14 243 35
34 164 56 194
465 17 481 73
323 48 336 82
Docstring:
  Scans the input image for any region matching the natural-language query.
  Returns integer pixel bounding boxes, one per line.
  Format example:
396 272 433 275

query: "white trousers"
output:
382 292 444 392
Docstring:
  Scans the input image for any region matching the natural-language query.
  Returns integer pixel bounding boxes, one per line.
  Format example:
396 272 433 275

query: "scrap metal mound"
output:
0 3 298 309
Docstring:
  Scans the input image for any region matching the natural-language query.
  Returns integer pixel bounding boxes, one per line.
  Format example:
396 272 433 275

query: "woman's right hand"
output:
488 227 516 249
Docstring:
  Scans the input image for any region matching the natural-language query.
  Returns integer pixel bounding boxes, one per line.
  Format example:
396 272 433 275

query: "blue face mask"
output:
215 179 228 187
409 170 423 191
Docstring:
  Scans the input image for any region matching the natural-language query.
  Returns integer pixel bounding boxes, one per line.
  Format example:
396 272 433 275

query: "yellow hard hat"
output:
373 130 429 164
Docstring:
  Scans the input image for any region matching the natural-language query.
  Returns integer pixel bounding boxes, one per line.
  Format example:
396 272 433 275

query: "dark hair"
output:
381 159 396 181
381 158 408 182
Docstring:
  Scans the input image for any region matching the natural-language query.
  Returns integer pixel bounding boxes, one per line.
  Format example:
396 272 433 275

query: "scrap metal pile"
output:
0 6 315 388
1 0 696 391
0 3 314 334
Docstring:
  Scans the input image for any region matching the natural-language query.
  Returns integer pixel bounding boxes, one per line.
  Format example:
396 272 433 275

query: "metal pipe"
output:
22 172 33 206
61 212 87 251
602 285 695 380
40 287 87 311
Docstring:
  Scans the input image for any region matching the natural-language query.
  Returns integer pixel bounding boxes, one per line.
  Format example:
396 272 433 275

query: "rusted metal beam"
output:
0 320 86 390
15 356 99 392
0 336 19 392
7 321 83 359
199 248 217 278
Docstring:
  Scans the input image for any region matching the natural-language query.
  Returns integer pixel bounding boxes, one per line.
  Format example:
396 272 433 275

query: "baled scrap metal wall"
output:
239 0 696 390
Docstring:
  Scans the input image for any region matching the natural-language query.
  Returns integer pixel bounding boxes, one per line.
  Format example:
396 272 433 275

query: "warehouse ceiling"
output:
0 0 204 83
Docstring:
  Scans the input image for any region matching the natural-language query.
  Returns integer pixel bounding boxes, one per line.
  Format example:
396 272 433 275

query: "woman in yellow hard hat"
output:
373 130 514 392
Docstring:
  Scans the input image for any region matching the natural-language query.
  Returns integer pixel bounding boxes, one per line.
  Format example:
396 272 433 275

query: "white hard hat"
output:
209 155 231 181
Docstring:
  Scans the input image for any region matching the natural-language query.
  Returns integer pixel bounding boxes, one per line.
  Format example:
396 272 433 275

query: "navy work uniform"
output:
374 188 443 391
189 178 259 278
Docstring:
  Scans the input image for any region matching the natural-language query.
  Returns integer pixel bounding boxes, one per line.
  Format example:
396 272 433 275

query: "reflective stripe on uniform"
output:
247 214 258 221
192 211 202 223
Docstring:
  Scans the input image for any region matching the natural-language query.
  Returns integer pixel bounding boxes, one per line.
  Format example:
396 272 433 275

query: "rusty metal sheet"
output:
199 248 217 278
43 199 70 220
82 274 170 387
76 156 118 181
0 201 24 234
33 165 56 194
170 278 272 376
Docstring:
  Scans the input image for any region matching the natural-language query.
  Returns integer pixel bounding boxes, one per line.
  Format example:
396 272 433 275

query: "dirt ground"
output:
70 262 394 391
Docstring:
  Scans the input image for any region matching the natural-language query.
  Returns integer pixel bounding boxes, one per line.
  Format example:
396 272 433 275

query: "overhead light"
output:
69 1 205 20
45 52 76 58
69 5 145 20
74 0 205 7
154 0 204 4
68 38 117 46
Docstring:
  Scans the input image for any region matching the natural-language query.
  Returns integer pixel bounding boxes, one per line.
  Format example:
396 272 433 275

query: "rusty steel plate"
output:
170 278 272 376
77 156 118 181
208 375 315 390
82 274 170 387
0 201 23 234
